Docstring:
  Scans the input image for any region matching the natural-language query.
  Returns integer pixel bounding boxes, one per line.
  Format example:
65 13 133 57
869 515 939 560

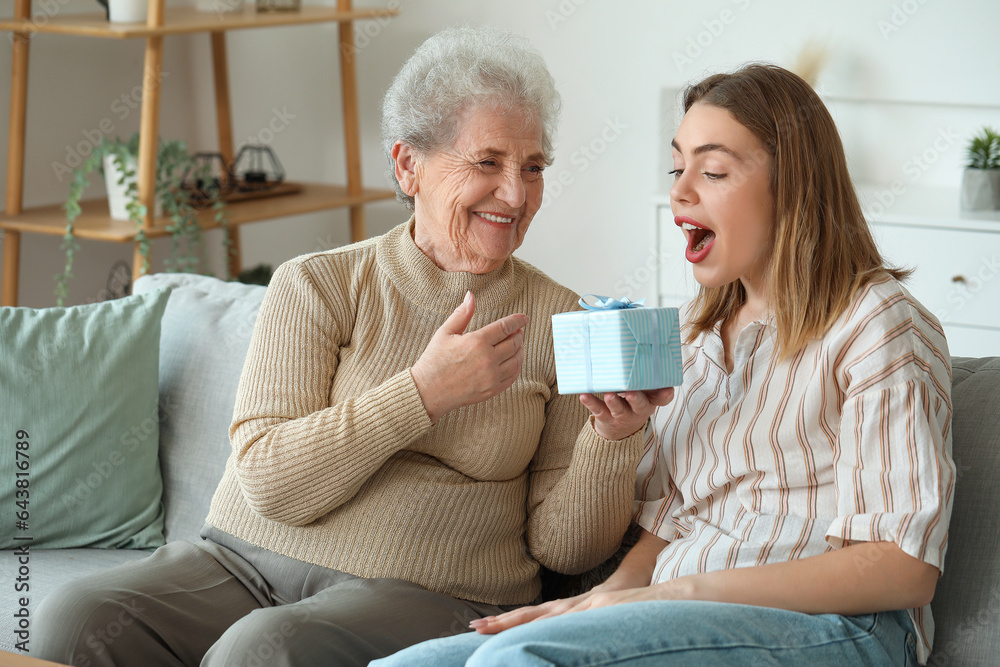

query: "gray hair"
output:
381 25 561 210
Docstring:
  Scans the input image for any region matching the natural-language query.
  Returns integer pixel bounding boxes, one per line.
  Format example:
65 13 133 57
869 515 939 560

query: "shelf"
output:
2 0 393 306
0 5 398 38
856 184 1000 231
0 183 396 242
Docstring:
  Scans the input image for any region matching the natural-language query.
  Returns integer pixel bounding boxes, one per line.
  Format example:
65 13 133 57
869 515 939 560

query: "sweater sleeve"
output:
524 389 647 574
229 260 432 526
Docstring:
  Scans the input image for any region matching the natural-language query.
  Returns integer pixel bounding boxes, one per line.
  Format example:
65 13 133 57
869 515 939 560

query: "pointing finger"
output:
494 329 524 363
477 313 529 345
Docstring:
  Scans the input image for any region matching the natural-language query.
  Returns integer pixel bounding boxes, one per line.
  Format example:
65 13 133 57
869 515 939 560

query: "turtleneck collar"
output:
376 217 524 315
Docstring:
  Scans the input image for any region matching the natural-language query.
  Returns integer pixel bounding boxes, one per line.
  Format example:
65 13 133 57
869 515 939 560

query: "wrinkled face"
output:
670 102 775 294
396 105 546 274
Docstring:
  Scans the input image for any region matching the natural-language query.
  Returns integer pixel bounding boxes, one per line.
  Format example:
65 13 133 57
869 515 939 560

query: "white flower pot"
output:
104 154 161 221
961 168 1000 211
108 0 149 23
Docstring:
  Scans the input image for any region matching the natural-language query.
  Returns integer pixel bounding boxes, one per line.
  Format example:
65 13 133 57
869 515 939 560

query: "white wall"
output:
2 0 998 307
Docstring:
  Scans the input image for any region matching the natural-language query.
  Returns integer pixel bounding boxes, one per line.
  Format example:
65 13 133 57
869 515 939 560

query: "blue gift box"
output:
551 297 683 394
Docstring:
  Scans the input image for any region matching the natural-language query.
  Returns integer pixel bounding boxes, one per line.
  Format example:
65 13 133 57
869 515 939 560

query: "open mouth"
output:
678 220 716 252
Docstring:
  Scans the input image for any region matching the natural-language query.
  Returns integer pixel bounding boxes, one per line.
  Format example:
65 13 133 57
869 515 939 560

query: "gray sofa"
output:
2 272 998 666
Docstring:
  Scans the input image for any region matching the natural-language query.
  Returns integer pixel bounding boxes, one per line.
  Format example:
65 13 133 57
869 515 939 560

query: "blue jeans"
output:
372 600 918 666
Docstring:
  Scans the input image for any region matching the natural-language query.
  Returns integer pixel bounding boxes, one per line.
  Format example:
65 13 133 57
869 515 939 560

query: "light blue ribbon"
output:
578 294 646 311
576 295 648 393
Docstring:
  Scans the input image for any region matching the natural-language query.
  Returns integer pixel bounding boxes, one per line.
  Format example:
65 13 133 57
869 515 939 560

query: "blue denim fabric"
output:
372 600 918 667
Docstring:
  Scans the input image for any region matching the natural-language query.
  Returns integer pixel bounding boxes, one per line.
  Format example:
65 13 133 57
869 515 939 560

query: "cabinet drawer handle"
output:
952 275 967 284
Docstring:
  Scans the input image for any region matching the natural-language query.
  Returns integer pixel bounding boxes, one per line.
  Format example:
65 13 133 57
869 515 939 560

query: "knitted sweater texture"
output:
205 219 645 604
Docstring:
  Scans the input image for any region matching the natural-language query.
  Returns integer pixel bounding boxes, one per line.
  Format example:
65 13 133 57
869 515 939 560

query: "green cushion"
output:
0 288 171 549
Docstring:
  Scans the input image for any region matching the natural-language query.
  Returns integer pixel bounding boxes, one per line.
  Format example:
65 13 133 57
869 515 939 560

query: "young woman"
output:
373 64 955 667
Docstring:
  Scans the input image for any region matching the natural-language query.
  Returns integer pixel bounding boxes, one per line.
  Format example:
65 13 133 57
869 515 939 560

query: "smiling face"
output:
394 105 546 274
670 102 775 298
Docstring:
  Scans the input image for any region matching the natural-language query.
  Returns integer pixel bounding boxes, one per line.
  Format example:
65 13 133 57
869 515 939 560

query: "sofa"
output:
2 272 998 666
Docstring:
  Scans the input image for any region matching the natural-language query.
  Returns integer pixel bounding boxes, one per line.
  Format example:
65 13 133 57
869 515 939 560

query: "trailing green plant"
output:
57 134 232 305
967 126 1000 170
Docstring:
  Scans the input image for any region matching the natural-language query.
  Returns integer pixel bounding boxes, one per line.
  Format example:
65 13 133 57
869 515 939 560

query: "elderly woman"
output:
32 26 671 667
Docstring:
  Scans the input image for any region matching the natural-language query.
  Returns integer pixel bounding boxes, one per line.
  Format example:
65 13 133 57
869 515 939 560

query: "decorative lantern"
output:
256 0 300 11
181 152 234 208
232 145 285 192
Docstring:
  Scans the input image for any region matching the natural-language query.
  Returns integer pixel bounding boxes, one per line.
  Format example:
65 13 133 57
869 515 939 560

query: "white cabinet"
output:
862 186 1000 358
654 187 1000 358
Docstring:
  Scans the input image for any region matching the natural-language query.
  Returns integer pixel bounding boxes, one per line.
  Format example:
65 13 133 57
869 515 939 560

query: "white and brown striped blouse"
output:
634 275 955 664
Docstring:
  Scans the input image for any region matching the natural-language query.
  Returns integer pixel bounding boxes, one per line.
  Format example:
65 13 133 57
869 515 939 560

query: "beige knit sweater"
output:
205 219 645 605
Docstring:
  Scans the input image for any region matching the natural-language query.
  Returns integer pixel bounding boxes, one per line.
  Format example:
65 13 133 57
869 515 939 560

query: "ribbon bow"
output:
578 294 646 311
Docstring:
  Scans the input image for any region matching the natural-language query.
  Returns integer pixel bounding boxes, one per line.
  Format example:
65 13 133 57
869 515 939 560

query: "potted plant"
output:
57 134 232 305
961 126 1000 211
93 0 150 23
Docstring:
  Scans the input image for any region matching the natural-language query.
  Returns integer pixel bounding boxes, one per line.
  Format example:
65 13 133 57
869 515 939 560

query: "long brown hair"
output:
681 63 908 357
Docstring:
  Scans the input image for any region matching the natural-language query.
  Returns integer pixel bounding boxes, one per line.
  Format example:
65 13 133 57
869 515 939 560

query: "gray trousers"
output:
32 527 510 667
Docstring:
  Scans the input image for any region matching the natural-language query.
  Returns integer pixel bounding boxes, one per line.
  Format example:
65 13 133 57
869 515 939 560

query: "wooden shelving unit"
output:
0 5 396 37
1 183 395 241
0 0 398 306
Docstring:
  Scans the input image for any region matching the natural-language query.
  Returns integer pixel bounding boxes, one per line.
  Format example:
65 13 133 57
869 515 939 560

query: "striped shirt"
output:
634 276 954 664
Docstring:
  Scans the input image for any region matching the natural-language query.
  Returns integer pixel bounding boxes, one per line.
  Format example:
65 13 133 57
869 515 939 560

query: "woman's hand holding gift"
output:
582 388 674 440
